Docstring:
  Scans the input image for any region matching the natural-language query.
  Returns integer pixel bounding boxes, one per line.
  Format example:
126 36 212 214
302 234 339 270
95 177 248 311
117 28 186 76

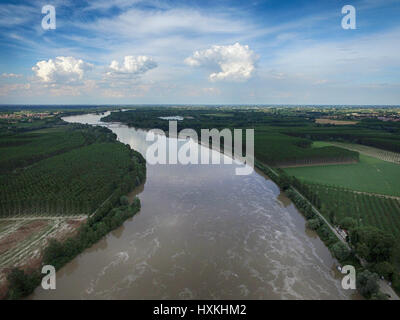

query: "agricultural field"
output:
0 216 86 291
284 153 400 197
306 183 400 239
0 115 146 297
282 124 400 153
315 118 358 125
0 121 144 218
327 141 400 164
254 130 358 166
0 142 138 217
0 127 88 174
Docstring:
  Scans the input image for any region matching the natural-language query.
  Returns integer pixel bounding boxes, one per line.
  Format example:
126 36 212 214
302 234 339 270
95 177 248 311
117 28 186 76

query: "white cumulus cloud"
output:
32 56 93 84
107 55 157 77
185 43 257 82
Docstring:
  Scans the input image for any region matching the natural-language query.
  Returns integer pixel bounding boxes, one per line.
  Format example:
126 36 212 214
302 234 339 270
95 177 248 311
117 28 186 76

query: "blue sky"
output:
0 0 399 105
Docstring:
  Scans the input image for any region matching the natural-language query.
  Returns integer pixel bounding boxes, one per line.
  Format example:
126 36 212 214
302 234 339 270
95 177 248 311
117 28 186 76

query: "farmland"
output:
0 126 88 174
0 123 146 217
306 183 400 239
0 115 146 298
0 142 134 217
284 153 400 197
328 141 400 164
254 131 359 166
303 183 400 273
0 217 86 288
315 118 358 125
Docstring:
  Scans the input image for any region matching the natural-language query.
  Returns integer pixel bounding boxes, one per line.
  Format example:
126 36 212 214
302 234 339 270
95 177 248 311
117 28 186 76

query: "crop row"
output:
0 142 136 217
307 183 400 239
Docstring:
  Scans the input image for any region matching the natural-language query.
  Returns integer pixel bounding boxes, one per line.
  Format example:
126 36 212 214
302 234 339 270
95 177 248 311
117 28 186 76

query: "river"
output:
31 112 358 299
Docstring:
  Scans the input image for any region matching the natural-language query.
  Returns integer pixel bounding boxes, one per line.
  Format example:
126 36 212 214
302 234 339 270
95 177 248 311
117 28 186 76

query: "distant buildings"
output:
0 111 58 120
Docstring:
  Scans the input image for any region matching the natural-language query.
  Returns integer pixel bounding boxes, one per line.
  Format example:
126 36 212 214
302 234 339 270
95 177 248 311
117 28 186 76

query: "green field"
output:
327 141 400 164
0 126 89 174
284 152 400 196
306 183 400 239
254 131 358 166
0 123 146 217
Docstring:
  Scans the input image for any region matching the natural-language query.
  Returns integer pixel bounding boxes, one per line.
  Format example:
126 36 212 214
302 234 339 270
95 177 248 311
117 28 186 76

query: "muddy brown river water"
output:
31 112 358 299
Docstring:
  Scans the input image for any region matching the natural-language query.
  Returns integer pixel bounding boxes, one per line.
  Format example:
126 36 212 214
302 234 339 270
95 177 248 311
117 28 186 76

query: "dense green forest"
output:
0 121 146 217
0 124 103 174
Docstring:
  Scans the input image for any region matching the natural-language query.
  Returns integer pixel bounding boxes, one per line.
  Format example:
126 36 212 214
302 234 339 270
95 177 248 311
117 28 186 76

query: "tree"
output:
340 217 356 231
306 218 321 230
350 226 394 263
373 261 395 280
43 239 66 268
6 268 40 300
356 270 379 299
328 210 336 224
331 241 350 261
119 195 129 206
304 204 314 219
370 292 389 300
356 242 370 259
278 173 291 190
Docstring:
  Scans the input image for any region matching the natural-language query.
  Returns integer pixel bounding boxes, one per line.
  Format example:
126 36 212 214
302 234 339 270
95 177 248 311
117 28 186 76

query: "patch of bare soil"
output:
279 160 358 168
0 220 48 255
315 118 358 125
0 217 87 299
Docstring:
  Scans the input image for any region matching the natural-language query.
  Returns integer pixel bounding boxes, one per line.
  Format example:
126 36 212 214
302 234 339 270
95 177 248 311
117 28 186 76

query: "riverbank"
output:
102 108 398 299
1 117 147 300
31 112 353 300
255 161 399 300
0 216 87 299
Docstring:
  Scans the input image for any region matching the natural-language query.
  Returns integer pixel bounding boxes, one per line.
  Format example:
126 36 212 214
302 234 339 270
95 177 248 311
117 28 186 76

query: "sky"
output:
0 0 399 105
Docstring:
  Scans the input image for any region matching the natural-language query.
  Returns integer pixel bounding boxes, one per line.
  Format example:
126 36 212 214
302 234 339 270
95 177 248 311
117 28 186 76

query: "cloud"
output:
0 83 30 96
0 4 36 28
271 27 400 81
1 73 22 78
32 56 93 84
106 55 157 77
185 43 258 82
81 8 248 37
